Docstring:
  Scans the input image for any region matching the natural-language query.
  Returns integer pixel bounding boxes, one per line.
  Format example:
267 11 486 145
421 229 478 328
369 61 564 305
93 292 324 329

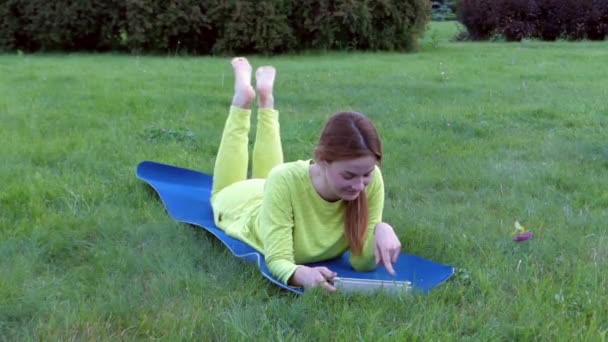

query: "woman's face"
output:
321 155 377 201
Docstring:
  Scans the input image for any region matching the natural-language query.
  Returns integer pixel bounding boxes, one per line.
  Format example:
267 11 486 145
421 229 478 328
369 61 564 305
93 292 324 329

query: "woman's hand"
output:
374 222 402 275
290 266 337 292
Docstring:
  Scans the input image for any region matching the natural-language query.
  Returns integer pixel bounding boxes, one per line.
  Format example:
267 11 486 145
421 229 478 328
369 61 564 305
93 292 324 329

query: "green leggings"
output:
211 106 283 226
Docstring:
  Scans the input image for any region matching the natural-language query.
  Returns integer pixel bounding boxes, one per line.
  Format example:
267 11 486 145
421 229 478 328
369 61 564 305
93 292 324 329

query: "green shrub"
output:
291 0 430 51
125 0 215 54
432 0 457 21
0 0 431 54
207 0 295 54
0 0 23 51
0 0 123 52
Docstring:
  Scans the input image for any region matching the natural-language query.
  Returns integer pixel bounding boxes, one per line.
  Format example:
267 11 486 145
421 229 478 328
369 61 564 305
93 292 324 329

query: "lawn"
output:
1 21 607 340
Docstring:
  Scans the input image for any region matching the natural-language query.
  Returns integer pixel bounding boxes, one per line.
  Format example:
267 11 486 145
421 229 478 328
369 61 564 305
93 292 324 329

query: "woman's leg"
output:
251 66 284 179
211 57 256 197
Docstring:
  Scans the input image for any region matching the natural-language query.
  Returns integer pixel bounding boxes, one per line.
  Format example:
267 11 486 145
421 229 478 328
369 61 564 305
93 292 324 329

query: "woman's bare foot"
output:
231 57 255 109
256 66 276 109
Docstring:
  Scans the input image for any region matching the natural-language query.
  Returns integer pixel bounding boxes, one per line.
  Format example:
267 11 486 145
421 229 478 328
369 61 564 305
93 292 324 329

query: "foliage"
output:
207 0 295 55
0 0 124 51
124 0 215 54
0 0 431 54
458 0 608 41
431 0 458 21
291 0 430 51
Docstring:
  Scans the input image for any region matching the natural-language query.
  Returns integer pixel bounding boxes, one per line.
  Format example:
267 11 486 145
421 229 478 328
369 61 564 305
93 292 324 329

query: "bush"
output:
0 0 23 51
586 0 608 40
496 0 540 41
0 0 123 52
457 0 498 40
207 0 295 54
536 0 588 40
431 0 458 21
125 0 215 54
458 0 608 41
0 0 432 54
291 0 430 51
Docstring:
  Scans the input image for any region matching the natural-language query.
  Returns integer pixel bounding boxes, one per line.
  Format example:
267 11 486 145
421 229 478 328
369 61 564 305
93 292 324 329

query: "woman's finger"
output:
317 267 336 279
319 279 336 292
391 245 401 263
381 248 396 275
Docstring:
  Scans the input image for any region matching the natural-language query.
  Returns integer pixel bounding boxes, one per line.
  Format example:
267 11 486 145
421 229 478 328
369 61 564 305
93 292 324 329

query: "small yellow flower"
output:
513 220 527 234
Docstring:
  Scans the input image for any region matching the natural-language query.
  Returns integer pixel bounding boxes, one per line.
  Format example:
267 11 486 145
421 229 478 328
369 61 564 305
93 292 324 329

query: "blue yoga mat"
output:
136 161 455 294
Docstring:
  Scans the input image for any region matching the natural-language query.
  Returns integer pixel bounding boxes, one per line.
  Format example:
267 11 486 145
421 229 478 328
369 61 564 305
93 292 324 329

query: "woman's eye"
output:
342 174 354 180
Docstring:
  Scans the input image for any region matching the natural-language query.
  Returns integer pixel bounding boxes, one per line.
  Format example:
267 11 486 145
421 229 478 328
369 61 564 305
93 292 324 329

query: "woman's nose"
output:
352 179 365 191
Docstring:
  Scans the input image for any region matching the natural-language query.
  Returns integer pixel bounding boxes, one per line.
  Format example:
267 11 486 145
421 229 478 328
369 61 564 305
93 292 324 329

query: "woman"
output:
211 57 401 292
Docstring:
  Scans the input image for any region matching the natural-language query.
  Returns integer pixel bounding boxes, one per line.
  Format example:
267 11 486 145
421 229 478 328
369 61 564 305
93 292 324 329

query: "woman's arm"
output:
259 167 339 291
258 169 300 284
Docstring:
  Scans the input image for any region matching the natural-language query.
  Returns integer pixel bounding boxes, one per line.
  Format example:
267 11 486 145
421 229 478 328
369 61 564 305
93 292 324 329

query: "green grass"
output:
1 22 607 340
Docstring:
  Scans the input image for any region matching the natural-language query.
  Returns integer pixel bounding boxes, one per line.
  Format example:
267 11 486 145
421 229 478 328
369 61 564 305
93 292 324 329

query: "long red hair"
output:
314 112 382 255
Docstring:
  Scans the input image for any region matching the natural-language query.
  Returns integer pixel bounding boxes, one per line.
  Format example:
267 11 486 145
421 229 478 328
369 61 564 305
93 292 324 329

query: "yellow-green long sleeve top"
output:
218 160 384 285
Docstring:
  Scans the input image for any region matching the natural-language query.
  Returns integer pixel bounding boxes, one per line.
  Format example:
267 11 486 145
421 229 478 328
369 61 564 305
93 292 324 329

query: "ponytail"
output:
344 192 369 255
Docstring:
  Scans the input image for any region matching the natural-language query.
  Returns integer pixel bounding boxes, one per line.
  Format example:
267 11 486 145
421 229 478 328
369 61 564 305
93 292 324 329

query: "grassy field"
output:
1 21 607 340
